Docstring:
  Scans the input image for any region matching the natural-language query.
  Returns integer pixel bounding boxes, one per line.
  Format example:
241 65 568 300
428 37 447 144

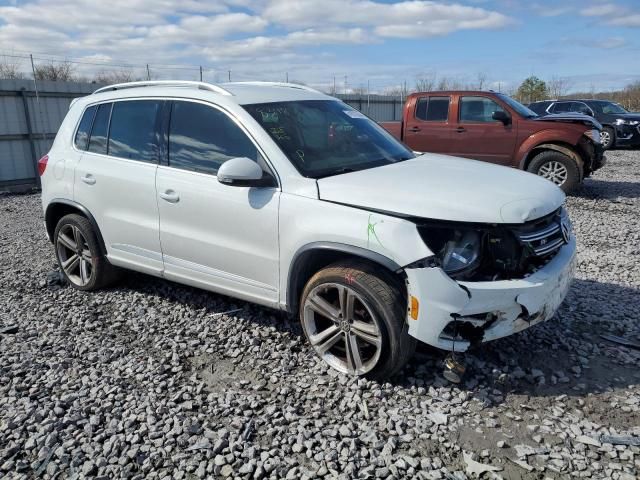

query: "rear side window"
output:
108 100 162 163
415 97 449 122
416 97 449 122
168 101 258 175
74 106 96 150
87 103 112 155
551 102 573 113
459 96 505 123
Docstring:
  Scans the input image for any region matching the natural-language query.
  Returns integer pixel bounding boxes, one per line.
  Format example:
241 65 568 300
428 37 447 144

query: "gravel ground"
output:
1 150 639 480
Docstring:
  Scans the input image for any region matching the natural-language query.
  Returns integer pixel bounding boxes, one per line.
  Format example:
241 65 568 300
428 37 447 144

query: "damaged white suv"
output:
40 81 576 379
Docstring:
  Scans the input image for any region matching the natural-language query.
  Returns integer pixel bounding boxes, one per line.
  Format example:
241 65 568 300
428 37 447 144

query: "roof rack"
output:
225 81 324 94
93 81 233 96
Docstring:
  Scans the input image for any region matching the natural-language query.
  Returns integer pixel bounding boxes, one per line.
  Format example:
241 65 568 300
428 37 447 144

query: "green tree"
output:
516 76 548 103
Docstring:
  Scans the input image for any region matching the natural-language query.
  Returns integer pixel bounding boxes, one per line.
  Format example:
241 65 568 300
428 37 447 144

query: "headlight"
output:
419 226 482 276
615 118 640 126
440 231 481 274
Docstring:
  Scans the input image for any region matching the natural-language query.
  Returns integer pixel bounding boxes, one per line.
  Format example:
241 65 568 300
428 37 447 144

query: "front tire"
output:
299 261 415 380
600 126 615 150
527 150 581 193
54 214 117 290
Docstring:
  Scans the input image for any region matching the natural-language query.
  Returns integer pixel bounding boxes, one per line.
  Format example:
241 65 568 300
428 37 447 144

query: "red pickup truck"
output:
380 91 605 192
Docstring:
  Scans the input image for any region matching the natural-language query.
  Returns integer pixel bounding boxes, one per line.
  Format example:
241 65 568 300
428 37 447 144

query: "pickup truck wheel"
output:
528 150 580 193
54 214 118 290
600 127 615 150
300 261 415 380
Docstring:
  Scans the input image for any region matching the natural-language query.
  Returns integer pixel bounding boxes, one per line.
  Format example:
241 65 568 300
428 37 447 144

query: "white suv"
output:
40 81 576 379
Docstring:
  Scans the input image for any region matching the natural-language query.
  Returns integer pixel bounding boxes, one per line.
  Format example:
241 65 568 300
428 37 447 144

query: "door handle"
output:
409 127 421 133
81 174 96 185
455 127 466 133
159 190 180 203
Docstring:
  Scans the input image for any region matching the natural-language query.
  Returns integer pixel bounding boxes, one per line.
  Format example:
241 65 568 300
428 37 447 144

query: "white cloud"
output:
581 4 621 17
262 0 511 37
580 2 640 28
607 14 640 27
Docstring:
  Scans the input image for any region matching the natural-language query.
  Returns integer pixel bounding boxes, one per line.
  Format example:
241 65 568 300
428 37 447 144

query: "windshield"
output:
496 93 538 118
598 102 628 115
243 100 415 178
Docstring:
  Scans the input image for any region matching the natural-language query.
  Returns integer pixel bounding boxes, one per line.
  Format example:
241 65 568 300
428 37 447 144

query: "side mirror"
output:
492 110 511 125
217 157 268 187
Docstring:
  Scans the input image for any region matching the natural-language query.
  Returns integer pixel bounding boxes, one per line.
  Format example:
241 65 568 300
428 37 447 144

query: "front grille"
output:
513 209 566 258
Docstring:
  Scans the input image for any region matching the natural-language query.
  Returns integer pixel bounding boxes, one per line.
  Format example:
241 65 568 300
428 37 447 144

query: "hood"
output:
615 113 640 121
533 113 602 130
317 154 565 224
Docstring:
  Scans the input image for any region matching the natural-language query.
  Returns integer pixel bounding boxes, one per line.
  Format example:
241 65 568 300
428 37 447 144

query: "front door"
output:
448 95 517 166
156 100 280 306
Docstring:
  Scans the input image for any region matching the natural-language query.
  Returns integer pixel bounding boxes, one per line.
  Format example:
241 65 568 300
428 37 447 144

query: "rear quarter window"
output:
87 103 112 155
74 105 96 150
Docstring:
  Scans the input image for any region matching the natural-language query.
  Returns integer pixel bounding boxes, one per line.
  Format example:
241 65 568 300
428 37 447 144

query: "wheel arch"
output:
45 199 107 255
522 142 584 177
286 242 404 314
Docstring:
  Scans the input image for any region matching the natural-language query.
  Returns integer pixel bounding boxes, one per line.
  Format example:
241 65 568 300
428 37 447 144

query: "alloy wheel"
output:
600 130 611 148
538 161 568 186
303 283 382 375
56 224 93 286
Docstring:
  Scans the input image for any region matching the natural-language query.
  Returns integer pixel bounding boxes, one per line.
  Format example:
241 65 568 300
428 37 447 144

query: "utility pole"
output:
199 66 203 82
286 72 288 83
344 75 347 94
333 76 336 94
367 79 370 114
228 70 231 82
146 64 151 81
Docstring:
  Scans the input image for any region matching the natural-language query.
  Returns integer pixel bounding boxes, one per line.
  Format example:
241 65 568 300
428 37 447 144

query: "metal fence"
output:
0 79 98 191
0 81 403 191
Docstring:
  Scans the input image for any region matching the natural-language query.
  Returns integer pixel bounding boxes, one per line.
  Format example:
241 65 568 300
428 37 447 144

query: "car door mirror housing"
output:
492 110 511 125
217 157 270 187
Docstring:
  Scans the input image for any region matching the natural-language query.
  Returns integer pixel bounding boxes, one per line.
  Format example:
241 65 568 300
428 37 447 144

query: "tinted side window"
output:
74 106 96 150
87 103 112 155
108 100 162 163
415 97 449 122
552 102 573 113
571 102 592 115
459 97 505 122
168 101 258 175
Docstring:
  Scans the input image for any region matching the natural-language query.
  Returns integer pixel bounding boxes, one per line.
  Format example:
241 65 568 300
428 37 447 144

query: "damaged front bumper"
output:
404 236 577 351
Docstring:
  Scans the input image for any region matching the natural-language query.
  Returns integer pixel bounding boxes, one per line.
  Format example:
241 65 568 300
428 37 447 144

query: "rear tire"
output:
600 126 615 150
54 214 118 291
527 150 580 193
299 261 415 380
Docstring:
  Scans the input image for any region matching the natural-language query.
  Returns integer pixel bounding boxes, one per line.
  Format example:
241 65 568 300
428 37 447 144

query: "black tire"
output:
53 213 118 291
600 126 615 150
299 261 416 380
527 150 581 193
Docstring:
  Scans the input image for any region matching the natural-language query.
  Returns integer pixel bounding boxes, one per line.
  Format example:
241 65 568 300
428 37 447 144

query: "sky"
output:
0 0 639 93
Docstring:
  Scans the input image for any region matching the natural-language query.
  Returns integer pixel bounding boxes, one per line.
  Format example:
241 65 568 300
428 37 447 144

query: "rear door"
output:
404 95 452 153
448 95 517 166
156 100 280 306
73 99 163 275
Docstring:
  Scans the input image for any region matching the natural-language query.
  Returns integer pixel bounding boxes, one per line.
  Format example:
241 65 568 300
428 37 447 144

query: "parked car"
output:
528 99 640 150
40 81 576 379
380 91 605 193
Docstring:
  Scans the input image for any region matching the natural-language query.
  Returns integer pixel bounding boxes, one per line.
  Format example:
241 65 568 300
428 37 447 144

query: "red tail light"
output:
37 155 49 176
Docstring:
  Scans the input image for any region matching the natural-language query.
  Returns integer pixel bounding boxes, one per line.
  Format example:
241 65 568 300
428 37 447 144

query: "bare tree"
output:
0 57 26 79
33 61 75 81
476 72 488 90
415 73 437 92
93 68 135 84
547 76 571 99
